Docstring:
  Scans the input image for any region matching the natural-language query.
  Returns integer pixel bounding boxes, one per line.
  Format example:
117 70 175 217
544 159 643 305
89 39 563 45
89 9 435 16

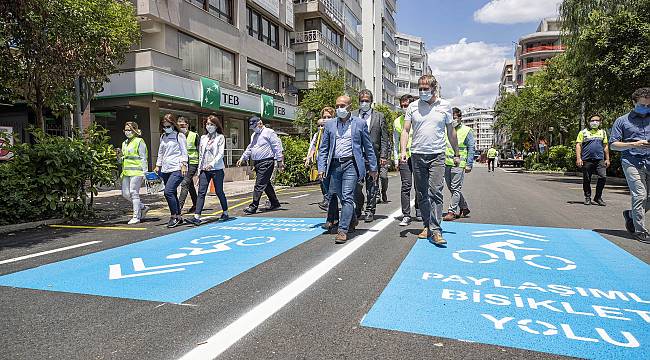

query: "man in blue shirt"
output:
575 114 610 206
609 87 650 243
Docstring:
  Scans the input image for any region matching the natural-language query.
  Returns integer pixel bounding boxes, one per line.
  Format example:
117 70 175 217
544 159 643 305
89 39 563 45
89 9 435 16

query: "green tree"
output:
0 0 140 129
295 69 358 129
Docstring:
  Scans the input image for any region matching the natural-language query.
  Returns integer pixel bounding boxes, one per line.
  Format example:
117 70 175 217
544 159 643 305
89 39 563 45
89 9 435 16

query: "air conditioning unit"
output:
139 17 161 33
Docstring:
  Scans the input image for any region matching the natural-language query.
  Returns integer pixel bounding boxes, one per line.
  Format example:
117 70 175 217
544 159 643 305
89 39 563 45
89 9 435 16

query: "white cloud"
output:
428 39 510 109
474 0 561 24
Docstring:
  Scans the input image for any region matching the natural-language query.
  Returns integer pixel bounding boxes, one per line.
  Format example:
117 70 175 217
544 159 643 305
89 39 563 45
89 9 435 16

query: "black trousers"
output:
487 158 495 171
251 158 279 207
179 164 198 209
355 160 379 216
582 159 606 200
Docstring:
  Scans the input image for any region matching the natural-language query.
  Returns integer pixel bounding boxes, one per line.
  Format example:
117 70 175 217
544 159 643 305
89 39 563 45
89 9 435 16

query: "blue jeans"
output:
195 169 228 216
328 158 359 233
159 171 184 216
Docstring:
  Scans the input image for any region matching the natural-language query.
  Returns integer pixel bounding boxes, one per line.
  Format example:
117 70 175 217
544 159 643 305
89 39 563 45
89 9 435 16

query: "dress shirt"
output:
241 126 284 161
361 109 372 129
610 111 650 167
334 118 353 158
156 131 188 173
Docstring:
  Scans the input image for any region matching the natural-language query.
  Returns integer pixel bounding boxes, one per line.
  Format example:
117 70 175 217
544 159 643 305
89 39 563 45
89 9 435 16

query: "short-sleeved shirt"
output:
405 98 453 154
576 128 608 161
610 111 650 167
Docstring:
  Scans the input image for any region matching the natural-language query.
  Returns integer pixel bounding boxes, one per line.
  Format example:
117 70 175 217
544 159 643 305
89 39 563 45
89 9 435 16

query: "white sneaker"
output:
399 216 411 226
140 205 150 219
128 218 141 225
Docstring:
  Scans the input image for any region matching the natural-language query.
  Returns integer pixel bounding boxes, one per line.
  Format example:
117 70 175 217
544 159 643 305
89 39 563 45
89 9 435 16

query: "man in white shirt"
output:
400 75 460 246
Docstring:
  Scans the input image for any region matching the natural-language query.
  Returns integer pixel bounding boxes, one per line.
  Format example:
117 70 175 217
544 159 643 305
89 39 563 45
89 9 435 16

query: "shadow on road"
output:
593 228 637 241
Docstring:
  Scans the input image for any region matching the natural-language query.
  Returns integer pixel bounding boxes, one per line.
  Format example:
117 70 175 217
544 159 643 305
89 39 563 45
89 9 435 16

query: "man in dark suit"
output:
352 89 389 223
318 95 378 243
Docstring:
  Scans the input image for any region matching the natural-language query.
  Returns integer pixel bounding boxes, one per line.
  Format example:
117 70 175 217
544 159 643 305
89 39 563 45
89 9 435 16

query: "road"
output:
0 165 648 360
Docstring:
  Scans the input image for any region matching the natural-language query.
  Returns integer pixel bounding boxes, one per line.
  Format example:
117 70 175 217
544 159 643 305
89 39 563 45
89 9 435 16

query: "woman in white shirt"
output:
187 115 228 225
154 113 188 228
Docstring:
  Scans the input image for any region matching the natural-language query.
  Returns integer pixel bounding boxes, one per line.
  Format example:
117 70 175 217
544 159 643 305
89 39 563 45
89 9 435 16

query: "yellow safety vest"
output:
487 148 497 158
393 115 413 158
445 125 472 168
310 129 324 181
186 131 199 165
121 137 147 177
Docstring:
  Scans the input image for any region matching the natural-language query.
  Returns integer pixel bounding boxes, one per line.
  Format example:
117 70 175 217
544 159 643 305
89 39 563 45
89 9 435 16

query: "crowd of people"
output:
116 78 650 245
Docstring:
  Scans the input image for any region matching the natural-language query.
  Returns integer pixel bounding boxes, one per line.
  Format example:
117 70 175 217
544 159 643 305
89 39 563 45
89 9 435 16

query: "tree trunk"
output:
35 85 45 131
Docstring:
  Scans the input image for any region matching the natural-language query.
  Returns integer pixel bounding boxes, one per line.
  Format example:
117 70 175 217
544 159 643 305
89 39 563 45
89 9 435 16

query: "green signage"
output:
201 77 221 110
260 94 275 119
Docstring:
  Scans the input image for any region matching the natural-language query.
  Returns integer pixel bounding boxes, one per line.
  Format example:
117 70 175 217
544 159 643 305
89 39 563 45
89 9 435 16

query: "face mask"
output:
635 103 650 115
124 130 134 138
179 127 188 134
206 124 217 134
452 120 460 128
360 101 371 112
590 121 600 129
419 91 432 102
253 127 263 134
336 107 349 119
163 126 173 134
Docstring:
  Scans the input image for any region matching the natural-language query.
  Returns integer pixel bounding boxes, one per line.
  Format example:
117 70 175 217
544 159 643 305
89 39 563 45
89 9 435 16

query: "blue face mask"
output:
634 103 650 115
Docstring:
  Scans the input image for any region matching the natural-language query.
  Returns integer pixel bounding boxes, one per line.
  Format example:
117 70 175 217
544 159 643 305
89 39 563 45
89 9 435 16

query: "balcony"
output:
523 61 547 69
383 9 396 32
383 55 396 74
293 0 344 31
411 62 423 70
291 30 344 59
286 47 295 68
383 77 397 95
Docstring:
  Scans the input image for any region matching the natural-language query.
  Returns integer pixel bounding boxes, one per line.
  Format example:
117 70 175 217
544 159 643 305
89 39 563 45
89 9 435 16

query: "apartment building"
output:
514 18 564 87
290 0 364 93
92 0 298 179
499 59 516 95
395 32 430 102
463 107 495 152
361 0 397 107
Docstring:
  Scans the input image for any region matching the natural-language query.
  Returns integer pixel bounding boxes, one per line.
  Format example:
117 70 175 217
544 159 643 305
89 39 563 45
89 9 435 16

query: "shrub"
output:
275 135 310 187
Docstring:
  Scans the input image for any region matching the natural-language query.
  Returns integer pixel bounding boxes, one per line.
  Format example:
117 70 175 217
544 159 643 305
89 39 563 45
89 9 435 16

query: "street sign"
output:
0 218 324 303
361 222 650 360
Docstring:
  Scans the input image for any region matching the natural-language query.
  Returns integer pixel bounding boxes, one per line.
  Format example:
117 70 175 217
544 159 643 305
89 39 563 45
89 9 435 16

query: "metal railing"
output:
524 61 547 69
291 30 344 59
523 45 565 54
293 0 344 26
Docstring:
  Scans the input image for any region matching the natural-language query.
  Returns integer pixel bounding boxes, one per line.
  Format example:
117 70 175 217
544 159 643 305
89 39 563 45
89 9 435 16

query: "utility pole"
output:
580 101 585 130
74 76 83 131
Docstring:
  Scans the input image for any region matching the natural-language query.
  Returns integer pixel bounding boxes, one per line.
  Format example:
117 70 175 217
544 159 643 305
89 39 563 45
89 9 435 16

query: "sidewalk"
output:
94 179 257 199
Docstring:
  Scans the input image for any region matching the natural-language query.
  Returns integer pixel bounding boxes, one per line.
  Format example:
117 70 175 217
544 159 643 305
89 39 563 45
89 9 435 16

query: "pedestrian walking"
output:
576 114 610 206
443 107 475 221
237 116 284 215
306 107 334 211
400 75 459 246
352 90 389 223
120 121 150 225
318 95 377 244
393 94 421 226
610 87 650 243
487 146 497 172
155 113 189 228
186 115 229 226
177 116 199 213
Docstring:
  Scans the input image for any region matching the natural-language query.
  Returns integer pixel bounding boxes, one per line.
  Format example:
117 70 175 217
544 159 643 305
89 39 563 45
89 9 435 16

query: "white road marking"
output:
290 194 310 199
177 204 409 360
0 241 102 265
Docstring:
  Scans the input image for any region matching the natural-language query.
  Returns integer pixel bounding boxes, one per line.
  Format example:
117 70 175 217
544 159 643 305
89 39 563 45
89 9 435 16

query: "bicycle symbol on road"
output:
452 230 576 271
166 234 276 259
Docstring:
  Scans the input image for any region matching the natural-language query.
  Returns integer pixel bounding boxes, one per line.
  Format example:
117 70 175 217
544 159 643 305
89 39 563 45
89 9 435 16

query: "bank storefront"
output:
92 69 296 181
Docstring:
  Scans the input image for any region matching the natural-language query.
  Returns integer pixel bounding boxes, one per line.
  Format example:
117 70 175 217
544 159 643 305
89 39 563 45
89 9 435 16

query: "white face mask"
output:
419 91 433 102
179 127 188 134
590 121 600 129
360 101 371 112
206 125 217 134
124 130 134 138
163 126 173 134
253 127 263 134
336 107 349 119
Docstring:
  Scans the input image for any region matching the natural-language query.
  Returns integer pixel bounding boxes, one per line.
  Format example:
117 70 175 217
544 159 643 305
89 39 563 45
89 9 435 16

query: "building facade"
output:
463 107 495 152
395 32 430 102
290 0 364 93
499 59 516 95
514 18 564 87
92 0 299 180
361 0 397 107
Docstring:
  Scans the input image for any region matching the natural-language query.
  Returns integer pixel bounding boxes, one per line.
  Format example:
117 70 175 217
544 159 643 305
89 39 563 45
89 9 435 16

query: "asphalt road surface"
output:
1 164 648 360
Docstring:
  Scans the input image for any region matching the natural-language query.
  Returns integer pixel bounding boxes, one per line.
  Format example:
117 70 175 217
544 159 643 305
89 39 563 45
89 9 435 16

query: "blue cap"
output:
249 116 261 129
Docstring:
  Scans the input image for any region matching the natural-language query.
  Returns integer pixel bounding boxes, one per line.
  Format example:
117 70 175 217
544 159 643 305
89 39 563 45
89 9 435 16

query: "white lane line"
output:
177 204 407 360
290 194 310 199
0 241 102 265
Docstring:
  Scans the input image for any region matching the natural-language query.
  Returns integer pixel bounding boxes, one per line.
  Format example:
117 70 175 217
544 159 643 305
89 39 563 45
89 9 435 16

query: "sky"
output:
395 0 563 109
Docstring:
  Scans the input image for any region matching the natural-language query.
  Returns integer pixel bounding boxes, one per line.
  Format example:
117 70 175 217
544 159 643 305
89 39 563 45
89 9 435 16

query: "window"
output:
397 39 408 46
295 51 317 82
344 6 361 34
322 22 342 47
398 66 409 76
344 40 360 63
179 33 235 84
411 69 422 77
247 62 280 91
247 7 280 50
187 0 233 24
304 18 320 32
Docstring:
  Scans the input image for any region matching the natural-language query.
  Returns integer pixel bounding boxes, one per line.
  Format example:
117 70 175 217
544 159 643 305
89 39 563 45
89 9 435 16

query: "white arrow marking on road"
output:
290 194 309 199
109 258 203 280
471 229 548 242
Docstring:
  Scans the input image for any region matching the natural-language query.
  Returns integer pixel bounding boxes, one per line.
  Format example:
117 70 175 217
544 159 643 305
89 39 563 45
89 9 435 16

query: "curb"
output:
0 218 65 235
516 170 628 186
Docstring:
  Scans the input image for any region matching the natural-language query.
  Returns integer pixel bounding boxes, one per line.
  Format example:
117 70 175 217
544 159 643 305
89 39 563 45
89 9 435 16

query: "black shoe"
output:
220 213 230 221
187 206 196 214
623 210 635 234
593 198 606 206
318 201 329 211
364 212 374 223
349 217 359 232
381 193 388 203
584 197 591 205
167 217 181 228
267 203 281 211
186 217 202 226
634 232 650 244
243 205 257 215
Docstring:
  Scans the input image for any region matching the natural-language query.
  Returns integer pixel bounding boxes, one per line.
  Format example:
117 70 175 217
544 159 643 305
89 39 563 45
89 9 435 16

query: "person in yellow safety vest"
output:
487 146 498 172
120 121 150 225
576 114 610 206
393 94 422 226
443 108 475 221
305 107 335 211
177 116 199 213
